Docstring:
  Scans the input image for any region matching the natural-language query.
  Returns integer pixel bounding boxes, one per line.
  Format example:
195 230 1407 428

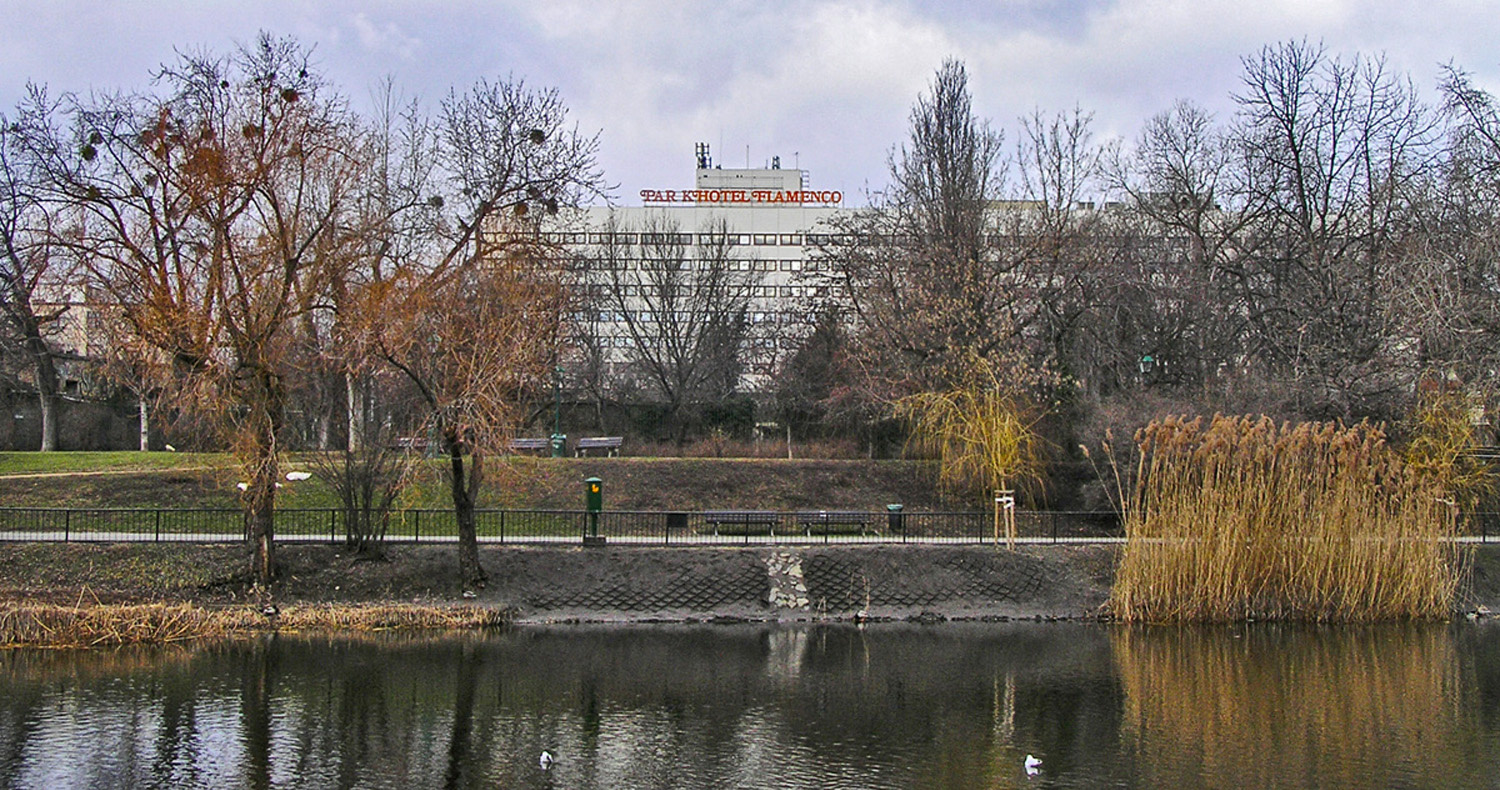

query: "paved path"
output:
0 467 220 480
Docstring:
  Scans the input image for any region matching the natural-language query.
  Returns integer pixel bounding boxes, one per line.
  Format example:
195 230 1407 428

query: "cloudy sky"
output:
1 1 1495 205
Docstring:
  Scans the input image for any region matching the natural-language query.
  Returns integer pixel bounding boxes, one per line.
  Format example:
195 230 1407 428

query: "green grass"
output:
0 451 233 477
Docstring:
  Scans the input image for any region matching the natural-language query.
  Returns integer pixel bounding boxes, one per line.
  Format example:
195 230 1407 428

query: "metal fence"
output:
0 507 1126 545
3 507 1495 546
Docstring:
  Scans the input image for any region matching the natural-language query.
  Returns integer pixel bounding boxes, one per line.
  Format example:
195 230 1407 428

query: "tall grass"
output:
1110 415 1463 622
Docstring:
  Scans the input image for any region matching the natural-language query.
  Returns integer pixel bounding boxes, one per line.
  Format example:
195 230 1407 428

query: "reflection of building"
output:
551 146 851 390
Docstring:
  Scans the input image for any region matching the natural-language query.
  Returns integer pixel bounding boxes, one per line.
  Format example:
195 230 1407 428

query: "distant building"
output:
551 145 851 391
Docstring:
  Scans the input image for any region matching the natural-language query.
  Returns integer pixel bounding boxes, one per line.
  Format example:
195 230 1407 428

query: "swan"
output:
539 751 554 770
1025 754 1042 776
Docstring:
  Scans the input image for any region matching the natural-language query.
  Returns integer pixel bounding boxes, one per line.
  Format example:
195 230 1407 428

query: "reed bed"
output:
0 602 509 648
1110 415 1463 622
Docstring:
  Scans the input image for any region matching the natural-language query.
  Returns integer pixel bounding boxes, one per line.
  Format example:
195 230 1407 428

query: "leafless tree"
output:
366 76 603 591
1230 40 1438 419
0 107 71 450
1100 100 1261 397
815 59 1032 400
591 213 758 442
17 35 368 584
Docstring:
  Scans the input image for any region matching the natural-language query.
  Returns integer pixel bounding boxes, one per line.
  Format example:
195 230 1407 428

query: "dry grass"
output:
0 602 510 648
1110 415 1463 622
1113 625 1469 787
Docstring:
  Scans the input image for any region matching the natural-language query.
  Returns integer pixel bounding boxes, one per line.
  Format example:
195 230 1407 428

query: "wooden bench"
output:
389 437 430 452
508 438 551 454
575 436 623 457
702 510 781 536
796 511 874 536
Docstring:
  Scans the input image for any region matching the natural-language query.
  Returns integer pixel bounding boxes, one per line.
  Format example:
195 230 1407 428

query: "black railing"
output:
2 507 1493 546
0 507 1132 545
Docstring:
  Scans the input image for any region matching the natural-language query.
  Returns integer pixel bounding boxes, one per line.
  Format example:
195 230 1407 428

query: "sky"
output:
1 1 1496 206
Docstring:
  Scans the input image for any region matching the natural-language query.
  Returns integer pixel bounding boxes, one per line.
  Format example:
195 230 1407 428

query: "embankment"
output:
3 542 1498 646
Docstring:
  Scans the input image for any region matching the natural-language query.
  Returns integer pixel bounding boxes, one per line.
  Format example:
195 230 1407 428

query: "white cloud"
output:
351 12 421 61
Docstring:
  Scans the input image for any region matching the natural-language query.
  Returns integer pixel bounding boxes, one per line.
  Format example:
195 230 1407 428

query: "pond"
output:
2 621 1499 788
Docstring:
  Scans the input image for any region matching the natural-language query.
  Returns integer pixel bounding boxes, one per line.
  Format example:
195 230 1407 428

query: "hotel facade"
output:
550 146 852 392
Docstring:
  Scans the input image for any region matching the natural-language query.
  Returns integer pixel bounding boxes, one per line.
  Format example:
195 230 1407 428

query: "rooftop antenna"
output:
694 142 712 169
745 144 749 168
772 155 780 169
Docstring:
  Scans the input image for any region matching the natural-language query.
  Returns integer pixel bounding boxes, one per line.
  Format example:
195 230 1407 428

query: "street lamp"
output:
549 365 566 457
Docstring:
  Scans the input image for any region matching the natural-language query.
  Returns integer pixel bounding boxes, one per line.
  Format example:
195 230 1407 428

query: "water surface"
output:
3 622 1499 788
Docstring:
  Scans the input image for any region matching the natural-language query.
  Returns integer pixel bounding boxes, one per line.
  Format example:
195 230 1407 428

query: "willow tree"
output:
19 35 366 584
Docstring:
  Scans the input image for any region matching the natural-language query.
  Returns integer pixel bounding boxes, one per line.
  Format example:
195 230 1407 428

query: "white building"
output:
551 145 851 391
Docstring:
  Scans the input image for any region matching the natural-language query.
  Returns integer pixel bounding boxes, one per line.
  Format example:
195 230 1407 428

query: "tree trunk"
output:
245 369 284 586
36 389 57 452
447 432 486 591
138 395 150 451
346 371 360 452
29 337 59 452
246 455 278 586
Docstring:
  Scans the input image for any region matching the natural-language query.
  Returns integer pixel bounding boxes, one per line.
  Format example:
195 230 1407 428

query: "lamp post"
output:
550 365 566 457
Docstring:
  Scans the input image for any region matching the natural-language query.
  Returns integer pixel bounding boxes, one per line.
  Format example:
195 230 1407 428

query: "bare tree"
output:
1231 40 1438 419
593 214 757 442
366 76 603 591
1099 100 1261 397
0 107 71 450
375 246 568 589
815 59 1027 399
18 35 368 584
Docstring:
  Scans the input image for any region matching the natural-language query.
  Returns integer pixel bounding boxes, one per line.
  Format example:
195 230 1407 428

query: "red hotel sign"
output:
640 188 843 205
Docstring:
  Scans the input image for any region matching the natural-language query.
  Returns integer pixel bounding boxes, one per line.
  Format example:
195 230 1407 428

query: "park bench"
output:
508 438 551 454
795 510 874 536
575 436 624 457
702 510 781 536
389 436 430 452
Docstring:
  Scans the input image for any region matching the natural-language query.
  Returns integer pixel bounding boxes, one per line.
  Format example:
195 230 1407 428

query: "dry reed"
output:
0 602 510 648
1110 415 1463 622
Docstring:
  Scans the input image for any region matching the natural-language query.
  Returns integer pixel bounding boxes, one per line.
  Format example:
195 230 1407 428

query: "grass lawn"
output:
0 451 234 476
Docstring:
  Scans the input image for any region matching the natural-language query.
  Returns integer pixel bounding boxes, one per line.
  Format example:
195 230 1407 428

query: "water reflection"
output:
1 622 1498 788
1114 624 1500 789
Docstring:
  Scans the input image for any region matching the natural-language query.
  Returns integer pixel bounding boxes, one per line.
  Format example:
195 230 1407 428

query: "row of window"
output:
584 308 820 325
546 232 818 247
586 259 821 273
587 334 805 351
548 230 1212 256
591 283 822 298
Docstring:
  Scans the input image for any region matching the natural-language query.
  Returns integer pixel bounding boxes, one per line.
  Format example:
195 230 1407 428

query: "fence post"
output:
499 510 505 544
329 510 337 545
1052 513 1058 544
64 509 71 542
155 509 162 542
414 511 421 543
